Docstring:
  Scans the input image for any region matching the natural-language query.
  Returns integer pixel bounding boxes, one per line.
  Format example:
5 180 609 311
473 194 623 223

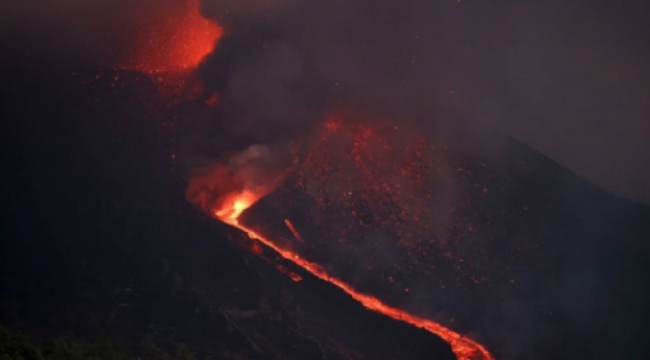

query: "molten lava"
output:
284 219 305 243
215 190 258 221
213 192 495 360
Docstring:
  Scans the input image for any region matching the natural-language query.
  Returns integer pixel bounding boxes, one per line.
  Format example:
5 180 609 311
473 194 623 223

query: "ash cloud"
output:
194 0 650 204
183 0 508 209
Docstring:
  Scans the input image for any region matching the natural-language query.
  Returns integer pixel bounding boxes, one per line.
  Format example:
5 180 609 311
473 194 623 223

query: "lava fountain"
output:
119 0 223 74
211 189 495 360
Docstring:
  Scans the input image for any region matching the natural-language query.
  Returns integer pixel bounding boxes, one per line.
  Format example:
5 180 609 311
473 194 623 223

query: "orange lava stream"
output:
215 197 495 360
284 219 305 243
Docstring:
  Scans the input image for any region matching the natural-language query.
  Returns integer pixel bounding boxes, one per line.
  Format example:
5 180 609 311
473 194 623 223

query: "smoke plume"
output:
188 0 650 203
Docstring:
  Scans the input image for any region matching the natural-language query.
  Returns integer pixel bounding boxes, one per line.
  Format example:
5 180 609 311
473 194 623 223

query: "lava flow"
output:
284 219 305 243
213 194 495 360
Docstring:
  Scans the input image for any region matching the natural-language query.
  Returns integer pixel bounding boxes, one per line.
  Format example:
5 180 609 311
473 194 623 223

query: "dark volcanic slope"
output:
242 134 650 360
0 63 456 360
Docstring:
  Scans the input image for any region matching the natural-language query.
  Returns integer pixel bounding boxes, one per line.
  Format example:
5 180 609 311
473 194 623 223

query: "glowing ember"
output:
245 238 303 282
213 193 495 360
291 117 505 295
273 264 304 282
119 0 222 74
284 219 305 243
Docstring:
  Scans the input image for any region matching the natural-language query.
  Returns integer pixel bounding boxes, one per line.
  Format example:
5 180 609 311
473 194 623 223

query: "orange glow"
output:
284 219 305 243
214 193 495 360
273 264 304 282
120 0 222 74
215 190 259 221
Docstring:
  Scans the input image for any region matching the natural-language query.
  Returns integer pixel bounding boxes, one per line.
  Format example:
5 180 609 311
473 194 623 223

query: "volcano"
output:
3 0 650 358
188 116 650 360
2 59 650 360
228 135 650 359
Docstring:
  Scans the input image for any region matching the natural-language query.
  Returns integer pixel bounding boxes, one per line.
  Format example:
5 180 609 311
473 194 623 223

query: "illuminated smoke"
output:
185 144 288 219
119 0 223 74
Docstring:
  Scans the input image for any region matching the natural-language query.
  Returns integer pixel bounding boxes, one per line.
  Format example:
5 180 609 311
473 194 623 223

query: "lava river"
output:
212 193 495 360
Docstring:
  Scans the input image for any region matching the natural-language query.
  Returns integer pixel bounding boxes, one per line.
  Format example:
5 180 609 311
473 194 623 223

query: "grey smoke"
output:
199 0 650 204
229 143 288 194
